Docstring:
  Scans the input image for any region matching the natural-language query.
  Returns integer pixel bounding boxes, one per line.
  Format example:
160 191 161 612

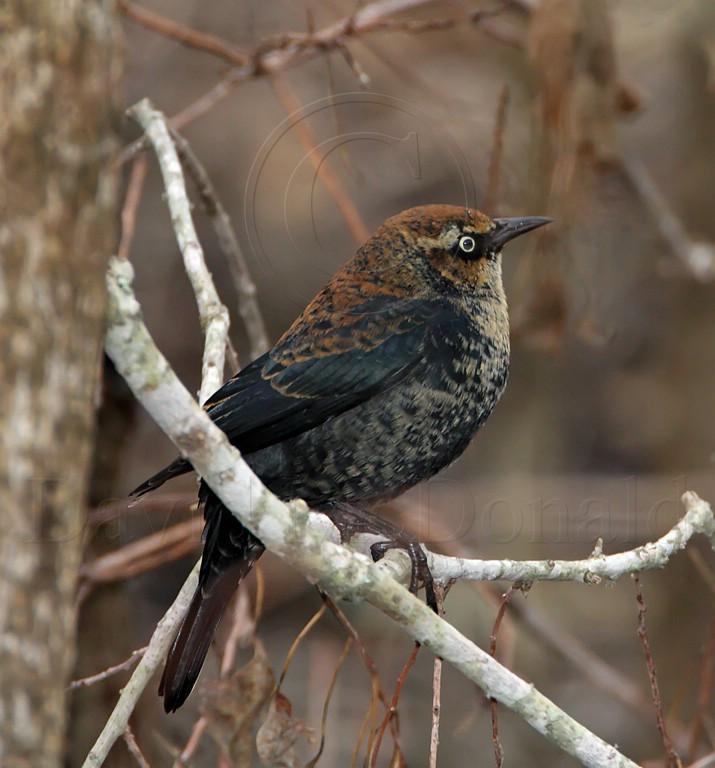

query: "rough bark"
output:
0 2 120 765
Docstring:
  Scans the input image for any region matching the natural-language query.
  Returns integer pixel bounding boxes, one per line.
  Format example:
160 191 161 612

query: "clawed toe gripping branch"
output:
84 99 715 768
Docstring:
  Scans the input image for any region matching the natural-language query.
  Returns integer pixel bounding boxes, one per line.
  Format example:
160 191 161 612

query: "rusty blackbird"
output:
132 204 550 711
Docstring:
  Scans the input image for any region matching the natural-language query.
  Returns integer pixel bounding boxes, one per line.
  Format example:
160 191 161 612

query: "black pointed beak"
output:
489 216 552 251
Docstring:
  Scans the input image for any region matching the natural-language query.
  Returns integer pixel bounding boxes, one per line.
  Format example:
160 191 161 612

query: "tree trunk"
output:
0 2 120 764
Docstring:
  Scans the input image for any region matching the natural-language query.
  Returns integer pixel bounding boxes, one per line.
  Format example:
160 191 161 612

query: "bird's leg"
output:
321 503 438 613
369 539 437 613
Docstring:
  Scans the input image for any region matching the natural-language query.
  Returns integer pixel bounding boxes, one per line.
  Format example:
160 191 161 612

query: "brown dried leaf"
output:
256 692 314 768
201 643 275 765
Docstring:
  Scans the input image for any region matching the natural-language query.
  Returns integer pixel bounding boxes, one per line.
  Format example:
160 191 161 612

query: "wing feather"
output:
205 296 453 455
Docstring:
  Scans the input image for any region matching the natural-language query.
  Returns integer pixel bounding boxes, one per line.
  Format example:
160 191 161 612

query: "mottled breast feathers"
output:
204 292 458 456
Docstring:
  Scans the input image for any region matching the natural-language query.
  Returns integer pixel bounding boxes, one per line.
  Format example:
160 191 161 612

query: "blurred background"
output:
71 0 715 765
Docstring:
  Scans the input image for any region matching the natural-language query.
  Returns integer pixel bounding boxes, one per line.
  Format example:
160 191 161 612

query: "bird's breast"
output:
249 312 510 507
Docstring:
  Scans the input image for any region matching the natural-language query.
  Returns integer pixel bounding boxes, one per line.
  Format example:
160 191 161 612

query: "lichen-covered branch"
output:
94 256 644 768
127 99 229 402
168 126 270 359
419 496 715 585
82 561 200 768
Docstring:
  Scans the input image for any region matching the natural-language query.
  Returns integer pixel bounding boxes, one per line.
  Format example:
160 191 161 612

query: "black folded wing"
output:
132 295 455 497
204 295 453 455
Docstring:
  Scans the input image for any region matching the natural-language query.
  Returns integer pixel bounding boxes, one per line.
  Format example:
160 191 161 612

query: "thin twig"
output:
633 575 681 768
116 0 509 166
80 518 202 585
173 718 208 768
121 0 501 74
88 492 195 527
322 593 398 762
353 703 375 768
68 647 148 691
170 73 243 133
622 157 715 282
489 587 516 768
253 564 266 627
117 153 148 261
429 656 443 768
305 635 354 767
336 40 371 87
117 70 247 167
689 617 715 762
123 726 151 768
219 584 255 677
429 585 446 768
488 581 649 712
275 603 327 694
118 0 250 66
225 337 240 373
322 595 390 708
169 127 270 359
128 99 229 403
369 642 421 766
270 74 370 245
83 560 201 768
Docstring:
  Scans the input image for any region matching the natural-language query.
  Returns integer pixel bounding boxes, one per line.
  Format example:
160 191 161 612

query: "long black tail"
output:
159 484 265 712
131 456 192 498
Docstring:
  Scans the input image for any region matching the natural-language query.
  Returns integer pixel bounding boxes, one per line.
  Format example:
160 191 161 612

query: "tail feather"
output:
159 487 264 712
159 560 244 712
131 456 192 497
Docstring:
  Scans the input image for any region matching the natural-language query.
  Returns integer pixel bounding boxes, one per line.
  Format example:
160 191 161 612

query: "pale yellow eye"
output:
458 235 476 254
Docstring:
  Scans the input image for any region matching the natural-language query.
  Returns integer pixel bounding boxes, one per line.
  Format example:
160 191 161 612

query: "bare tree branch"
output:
270 75 371 245
169 127 270 360
85 94 715 768
123 726 151 768
69 647 148 692
489 586 516 768
119 0 498 75
94 254 647 768
116 0 510 165
622 157 715 282
634 575 681 768
117 153 148 261
370 642 420 765
83 560 200 768
423 498 715 585
118 0 250 67
80 518 201 586
428 585 446 768
128 99 229 403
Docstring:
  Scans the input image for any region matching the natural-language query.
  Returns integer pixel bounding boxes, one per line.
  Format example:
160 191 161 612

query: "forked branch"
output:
85 98 715 768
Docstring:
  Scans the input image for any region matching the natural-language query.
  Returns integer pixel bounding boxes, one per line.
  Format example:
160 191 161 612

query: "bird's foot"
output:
370 537 437 613
322 503 437 613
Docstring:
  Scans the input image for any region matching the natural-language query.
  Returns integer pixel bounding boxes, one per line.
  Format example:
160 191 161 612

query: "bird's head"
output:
371 204 551 299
